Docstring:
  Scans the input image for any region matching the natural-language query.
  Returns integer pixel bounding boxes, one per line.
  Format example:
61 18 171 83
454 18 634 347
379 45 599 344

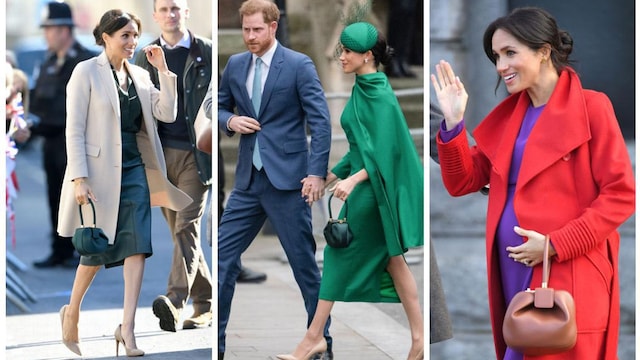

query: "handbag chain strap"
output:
77 199 97 228
541 235 551 288
327 193 347 220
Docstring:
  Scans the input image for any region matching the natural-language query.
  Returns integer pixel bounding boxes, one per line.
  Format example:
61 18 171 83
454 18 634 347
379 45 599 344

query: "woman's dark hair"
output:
482 7 574 90
370 33 394 67
93 10 142 47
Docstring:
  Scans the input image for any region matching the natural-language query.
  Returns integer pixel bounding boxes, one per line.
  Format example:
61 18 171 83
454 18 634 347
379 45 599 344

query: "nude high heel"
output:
59 305 82 356
276 338 327 360
114 324 145 357
414 348 424 360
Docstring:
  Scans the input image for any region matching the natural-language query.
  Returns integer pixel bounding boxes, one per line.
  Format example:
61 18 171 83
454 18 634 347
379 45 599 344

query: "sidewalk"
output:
5 138 213 360
223 232 422 360
6 308 212 359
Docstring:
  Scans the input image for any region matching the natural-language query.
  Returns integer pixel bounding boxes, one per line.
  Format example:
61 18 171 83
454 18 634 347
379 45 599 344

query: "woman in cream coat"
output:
57 10 190 357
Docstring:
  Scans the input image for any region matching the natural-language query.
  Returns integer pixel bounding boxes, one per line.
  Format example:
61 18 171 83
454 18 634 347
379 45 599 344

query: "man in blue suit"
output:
217 0 332 359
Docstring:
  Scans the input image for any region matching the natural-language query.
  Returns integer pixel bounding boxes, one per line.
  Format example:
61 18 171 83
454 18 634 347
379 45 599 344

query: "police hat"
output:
40 1 75 27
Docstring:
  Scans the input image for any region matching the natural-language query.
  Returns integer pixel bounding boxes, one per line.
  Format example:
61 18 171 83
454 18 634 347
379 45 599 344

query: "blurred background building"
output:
219 0 425 193
430 0 635 139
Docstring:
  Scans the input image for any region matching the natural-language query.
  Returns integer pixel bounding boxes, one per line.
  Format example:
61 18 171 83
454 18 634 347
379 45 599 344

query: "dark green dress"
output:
320 72 424 302
80 73 152 268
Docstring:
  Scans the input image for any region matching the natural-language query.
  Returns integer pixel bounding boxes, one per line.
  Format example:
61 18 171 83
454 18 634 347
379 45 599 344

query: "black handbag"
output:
323 194 353 248
71 199 111 256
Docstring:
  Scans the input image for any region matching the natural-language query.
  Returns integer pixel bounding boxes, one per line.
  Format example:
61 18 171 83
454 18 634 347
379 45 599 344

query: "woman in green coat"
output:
278 22 424 360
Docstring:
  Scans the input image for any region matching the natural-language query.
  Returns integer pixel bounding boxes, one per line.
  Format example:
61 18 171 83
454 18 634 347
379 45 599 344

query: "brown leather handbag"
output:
502 235 577 356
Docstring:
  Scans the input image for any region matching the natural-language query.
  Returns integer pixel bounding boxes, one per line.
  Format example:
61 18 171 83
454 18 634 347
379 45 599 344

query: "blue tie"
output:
252 58 263 170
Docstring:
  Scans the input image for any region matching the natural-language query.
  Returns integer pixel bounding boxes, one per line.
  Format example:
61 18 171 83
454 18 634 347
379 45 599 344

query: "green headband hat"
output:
340 22 378 53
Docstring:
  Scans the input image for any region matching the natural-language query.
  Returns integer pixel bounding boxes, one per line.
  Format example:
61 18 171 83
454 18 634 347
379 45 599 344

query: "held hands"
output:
430 60 468 130
143 45 169 73
301 176 325 205
506 226 557 267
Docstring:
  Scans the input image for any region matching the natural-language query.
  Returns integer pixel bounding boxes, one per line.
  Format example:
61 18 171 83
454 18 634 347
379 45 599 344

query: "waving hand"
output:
430 60 469 130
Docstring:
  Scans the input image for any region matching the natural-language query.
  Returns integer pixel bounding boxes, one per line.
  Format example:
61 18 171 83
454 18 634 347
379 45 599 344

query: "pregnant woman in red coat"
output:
431 7 634 360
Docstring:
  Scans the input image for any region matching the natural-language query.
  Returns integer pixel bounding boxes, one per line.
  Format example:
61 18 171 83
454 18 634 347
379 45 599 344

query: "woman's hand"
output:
74 178 97 205
506 226 557 267
143 45 169 73
329 178 356 201
324 171 338 190
329 169 368 201
430 60 468 130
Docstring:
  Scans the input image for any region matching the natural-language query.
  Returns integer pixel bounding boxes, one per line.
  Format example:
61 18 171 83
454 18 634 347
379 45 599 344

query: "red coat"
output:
437 68 635 360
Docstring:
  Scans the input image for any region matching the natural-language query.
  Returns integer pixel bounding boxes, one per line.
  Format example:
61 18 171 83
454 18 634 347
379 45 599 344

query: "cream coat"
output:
57 52 192 242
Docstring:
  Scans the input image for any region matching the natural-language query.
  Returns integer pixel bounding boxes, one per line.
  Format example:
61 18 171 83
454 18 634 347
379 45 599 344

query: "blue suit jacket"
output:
218 44 331 191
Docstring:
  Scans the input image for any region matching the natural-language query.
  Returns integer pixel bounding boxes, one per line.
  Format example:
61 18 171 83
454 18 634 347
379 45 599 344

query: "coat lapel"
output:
474 68 591 189
518 69 591 187
473 92 528 182
238 53 254 117
96 52 121 119
259 45 284 119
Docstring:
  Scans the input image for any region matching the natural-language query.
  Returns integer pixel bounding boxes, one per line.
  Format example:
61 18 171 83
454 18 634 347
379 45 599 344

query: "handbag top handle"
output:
327 193 347 220
77 199 98 228
541 235 551 288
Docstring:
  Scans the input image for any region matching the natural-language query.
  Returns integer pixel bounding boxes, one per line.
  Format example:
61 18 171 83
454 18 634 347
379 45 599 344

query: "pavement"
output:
221 234 424 360
5 137 213 360
5 137 423 360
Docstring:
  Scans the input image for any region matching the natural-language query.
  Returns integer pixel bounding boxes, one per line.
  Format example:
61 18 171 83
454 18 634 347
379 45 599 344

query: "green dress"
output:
79 74 153 268
319 71 424 302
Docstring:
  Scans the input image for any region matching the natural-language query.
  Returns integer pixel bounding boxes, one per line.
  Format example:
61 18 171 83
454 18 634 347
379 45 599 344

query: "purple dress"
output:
440 104 545 360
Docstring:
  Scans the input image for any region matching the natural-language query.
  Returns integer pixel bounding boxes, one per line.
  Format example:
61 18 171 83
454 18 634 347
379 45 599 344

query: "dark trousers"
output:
218 142 225 222
387 0 418 63
43 134 74 258
217 168 331 352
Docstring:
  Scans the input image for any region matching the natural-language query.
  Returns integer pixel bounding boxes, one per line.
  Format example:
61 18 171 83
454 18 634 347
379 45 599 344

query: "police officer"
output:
31 2 95 268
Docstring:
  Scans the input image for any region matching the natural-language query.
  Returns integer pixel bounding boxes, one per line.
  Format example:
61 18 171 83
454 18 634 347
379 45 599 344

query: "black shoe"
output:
236 266 267 283
218 352 224 360
33 254 79 269
311 350 334 360
152 295 179 332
